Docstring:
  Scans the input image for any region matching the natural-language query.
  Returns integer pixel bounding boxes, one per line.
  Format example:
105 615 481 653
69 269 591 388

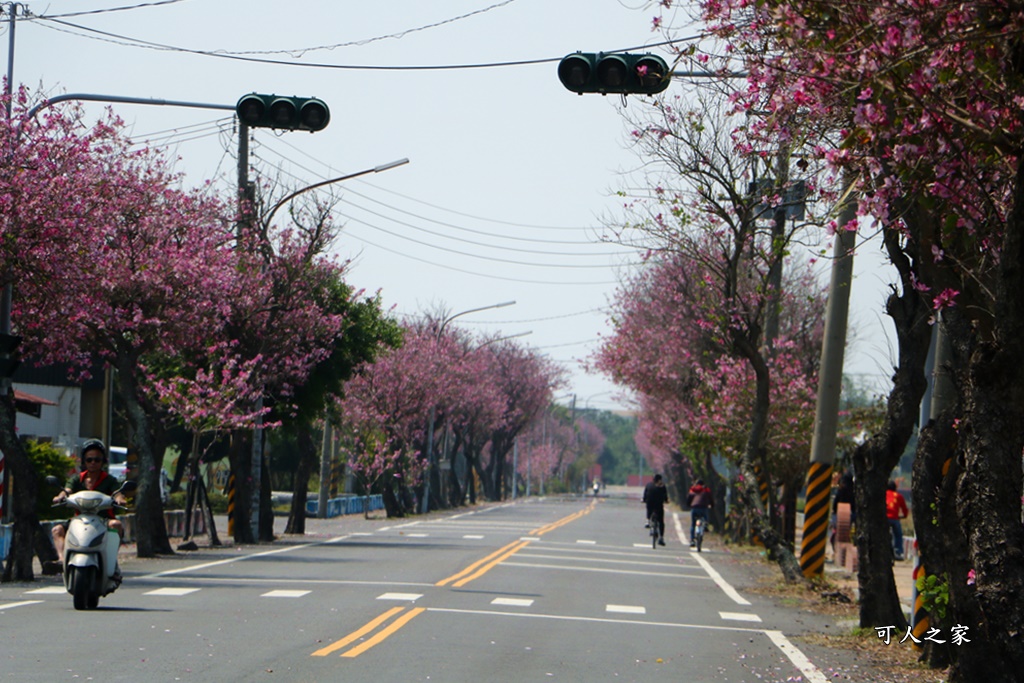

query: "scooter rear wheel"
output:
71 566 97 611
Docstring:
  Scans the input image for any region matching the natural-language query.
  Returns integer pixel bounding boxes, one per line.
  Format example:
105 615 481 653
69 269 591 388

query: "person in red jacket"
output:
686 479 713 548
885 480 909 561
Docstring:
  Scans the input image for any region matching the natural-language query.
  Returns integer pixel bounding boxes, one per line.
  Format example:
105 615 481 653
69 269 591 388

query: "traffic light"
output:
558 52 670 95
235 94 330 132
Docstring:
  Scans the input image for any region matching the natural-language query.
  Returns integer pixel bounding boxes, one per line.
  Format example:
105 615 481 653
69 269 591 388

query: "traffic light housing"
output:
235 94 330 132
558 52 670 95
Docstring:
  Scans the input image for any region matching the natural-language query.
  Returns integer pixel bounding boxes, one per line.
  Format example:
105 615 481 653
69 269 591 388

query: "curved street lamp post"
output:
421 301 516 514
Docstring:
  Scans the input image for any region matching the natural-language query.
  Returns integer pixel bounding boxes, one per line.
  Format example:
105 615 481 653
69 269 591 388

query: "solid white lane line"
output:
377 592 423 601
607 604 646 614
672 511 690 545
262 590 311 598
491 598 534 607
516 552 703 571
765 630 829 683
720 611 762 622
503 562 712 579
144 587 201 596
0 600 43 610
24 587 65 594
427 607 764 634
139 538 346 579
689 549 752 606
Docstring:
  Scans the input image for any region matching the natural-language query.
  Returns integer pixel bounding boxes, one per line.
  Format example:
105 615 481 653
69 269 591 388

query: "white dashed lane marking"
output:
262 590 311 598
606 604 646 614
377 592 423 601
144 587 201 596
491 598 534 607
720 612 763 622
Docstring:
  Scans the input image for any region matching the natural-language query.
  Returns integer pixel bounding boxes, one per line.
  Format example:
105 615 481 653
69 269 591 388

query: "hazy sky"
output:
7 0 897 412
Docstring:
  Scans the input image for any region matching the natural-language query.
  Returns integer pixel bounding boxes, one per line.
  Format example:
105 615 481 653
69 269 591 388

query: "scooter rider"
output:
49 440 126 569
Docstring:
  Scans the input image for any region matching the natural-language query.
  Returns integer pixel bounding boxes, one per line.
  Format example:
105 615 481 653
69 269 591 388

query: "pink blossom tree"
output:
0 90 150 579
684 0 1024 671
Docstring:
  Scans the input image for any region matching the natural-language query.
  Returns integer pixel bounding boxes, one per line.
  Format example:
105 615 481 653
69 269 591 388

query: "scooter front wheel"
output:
70 566 97 611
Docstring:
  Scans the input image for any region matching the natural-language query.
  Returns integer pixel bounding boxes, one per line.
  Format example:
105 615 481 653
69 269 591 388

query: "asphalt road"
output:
1 493 842 682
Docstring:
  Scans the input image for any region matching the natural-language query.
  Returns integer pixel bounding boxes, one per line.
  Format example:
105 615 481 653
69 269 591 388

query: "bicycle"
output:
693 516 705 552
649 512 664 548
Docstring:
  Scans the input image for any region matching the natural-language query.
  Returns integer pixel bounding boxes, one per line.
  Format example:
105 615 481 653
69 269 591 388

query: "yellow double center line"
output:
313 502 596 658
312 606 426 658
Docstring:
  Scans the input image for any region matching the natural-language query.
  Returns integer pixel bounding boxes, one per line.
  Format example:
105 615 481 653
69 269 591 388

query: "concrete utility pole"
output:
318 422 332 519
799 175 858 578
0 2 17 529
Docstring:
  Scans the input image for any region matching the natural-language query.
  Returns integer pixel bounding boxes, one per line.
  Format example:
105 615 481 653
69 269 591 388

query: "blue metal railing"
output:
306 495 384 518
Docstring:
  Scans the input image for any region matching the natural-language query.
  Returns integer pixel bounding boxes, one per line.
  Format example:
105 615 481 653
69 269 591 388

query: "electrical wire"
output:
250 151 638 266
341 230 619 286
255 136 622 240
28 14 697 72
40 0 188 19
251 142 635 255
339 212 637 269
340 200 638 259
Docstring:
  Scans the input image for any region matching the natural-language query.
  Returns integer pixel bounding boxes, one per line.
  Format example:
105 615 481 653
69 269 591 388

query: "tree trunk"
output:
946 355 1024 681
851 234 932 629
114 355 172 557
0 386 40 582
196 475 221 547
259 441 274 542
734 336 806 584
912 413 956 670
940 149 1024 683
285 426 317 535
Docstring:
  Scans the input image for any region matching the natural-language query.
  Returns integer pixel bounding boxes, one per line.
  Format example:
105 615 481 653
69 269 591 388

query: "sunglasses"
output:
84 457 103 463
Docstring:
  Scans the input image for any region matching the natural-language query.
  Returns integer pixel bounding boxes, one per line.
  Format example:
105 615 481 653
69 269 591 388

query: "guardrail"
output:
306 494 384 518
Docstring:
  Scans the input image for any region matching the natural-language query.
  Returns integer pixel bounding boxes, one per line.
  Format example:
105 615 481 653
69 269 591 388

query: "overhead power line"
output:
29 14 697 72
41 0 187 19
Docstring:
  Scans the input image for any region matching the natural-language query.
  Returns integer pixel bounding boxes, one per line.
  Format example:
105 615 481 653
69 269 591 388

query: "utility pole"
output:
799 174 858 578
0 2 17 530
318 421 332 519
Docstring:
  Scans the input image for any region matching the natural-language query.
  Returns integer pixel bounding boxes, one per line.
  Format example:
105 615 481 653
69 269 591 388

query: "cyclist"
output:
643 474 668 546
686 478 713 548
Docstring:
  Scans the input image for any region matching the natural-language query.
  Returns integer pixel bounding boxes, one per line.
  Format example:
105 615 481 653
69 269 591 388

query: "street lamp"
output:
262 158 409 229
421 300 516 514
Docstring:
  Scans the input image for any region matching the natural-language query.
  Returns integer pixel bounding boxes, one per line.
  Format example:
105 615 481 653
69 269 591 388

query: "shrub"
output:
27 440 76 521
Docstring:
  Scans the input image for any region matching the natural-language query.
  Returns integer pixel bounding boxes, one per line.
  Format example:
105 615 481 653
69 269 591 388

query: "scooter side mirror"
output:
45 475 61 488
119 480 138 495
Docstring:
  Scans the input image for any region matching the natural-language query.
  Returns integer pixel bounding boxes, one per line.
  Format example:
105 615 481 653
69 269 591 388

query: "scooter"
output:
47 475 136 610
